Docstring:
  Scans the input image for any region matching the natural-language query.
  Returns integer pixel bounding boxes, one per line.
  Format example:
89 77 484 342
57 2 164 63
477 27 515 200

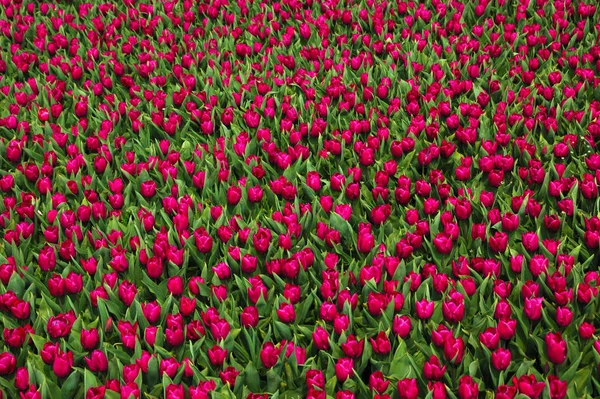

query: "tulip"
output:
493 280 512 299
428 381 447 399
159 358 180 379
209 318 231 341
208 345 227 367
3 326 27 348
454 198 472 220
167 276 184 296
53 350 73 378
423 198 439 215
166 314 184 330
491 348 512 370
524 297 543 321
85 350 108 372
370 204 391 225
545 332 567 365
369 370 389 394
512 374 545 399
501 212 519 232
38 245 56 271
337 334 362 358
281 260 300 280
489 231 508 253
415 299 434 319
510 254 523 273
118 281 138 307
15 366 29 390
370 331 391 355
497 318 516 340
240 306 259 328
495 385 517 399
555 306 572 327
145 256 163 279
140 180 156 198
165 384 185 399
0 352 16 375
186 320 205 341
248 278 268 304
458 376 478 399
6 140 22 163
47 312 75 339
432 232 453 254
117 321 138 350
548 375 567 399
443 335 465 364
423 355 446 380
20 385 43 399
252 227 272 253
333 314 350 334
305 171 321 191
194 228 213 253
40 342 59 365
335 390 354 399
188 384 209 399
276 302 296 324
577 283 599 304
120 382 140 399
306 369 326 389
529 255 549 277
334 358 354 382
397 378 419 399
479 327 500 350
284 342 306 365
145 326 158 347
392 315 412 338
81 257 98 275
219 366 239 386
260 342 280 369
431 324 452 347
64 272 83 294
80 328 100 350
442 291 465 323
240 254 258 274
312 326 330 351
357 231 375 253
579 322 595 339
141 301 161 325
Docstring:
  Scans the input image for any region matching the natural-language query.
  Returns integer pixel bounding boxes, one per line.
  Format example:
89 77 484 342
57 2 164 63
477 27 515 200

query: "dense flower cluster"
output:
1 0 600 398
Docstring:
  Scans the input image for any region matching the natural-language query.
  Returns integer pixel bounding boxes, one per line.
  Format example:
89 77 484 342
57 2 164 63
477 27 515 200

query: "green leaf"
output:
266 369 282 393
244 361 261 392
84 368 101 393
389 339 413 379
329 212 353 239
7 271 25 296
62 370 82 397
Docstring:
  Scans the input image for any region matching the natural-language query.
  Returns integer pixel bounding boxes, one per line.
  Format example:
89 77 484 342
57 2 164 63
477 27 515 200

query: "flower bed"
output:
1 0 600 398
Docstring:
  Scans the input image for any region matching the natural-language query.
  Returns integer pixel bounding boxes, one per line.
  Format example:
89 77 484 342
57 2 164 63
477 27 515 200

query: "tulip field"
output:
2 0 600 397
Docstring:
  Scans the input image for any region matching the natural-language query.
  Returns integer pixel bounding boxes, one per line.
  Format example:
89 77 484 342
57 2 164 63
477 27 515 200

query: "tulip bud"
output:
0 352 16 376
334 358 354 382
545 332 567 365
80 328 100 350
14 366 29 390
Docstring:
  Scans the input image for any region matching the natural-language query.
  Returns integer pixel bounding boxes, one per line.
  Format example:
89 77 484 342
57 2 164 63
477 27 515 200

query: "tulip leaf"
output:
7 272 25 296
61 369 81 396
329 212 352 239
266 369 281 393
83 369 100 393
244 361 261 392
